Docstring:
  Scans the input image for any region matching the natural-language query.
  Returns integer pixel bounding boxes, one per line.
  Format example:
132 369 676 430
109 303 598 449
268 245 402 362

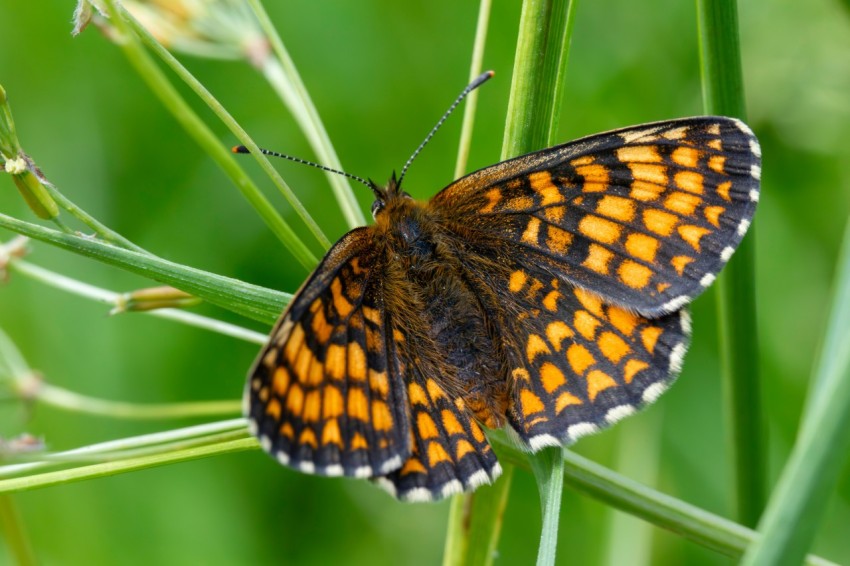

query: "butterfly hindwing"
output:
372 345 502 501
430 117 760 316
246 227 411 478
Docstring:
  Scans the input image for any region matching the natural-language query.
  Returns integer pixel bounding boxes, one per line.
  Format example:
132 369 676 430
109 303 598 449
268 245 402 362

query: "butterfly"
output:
243 81 760 502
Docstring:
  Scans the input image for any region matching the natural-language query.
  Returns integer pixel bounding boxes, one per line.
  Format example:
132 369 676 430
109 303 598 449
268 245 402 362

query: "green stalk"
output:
0 496 37 566
0 438 257 494
247 0 366 229
696 0 765 527
452 0 493 179
0 213 288 324
442 3 501 565
114 4 331 250
8 258 267 344
501 1 576 564
741 219 850 565
486 435 836 566
100 0 318 269
34 383 241 420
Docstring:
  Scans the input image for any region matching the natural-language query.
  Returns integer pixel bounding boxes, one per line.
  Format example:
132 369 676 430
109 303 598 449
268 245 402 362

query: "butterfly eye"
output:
371 199 386 218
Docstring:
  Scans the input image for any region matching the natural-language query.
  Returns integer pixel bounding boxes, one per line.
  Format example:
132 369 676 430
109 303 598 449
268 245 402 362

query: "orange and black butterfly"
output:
242 72 760 502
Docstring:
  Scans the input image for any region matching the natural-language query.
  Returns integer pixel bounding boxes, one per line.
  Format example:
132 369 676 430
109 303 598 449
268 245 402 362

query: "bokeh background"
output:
1 1 849 564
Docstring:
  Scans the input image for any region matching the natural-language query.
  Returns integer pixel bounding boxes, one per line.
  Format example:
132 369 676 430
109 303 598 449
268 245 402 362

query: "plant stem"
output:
0 213 288 324
741 218 850 565
486 435 836 566
247 0 366 229
101 0 318 269
696 0 765 528
502 1 576 564
0 438 257 494
8 258 267 344
116 4 331 250
453 0 493 179
0 496 37 566
42 182 148 254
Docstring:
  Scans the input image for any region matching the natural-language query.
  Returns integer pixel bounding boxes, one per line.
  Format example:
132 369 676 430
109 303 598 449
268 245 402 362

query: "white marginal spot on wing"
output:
324 464 344 477
605 405 636 424
260 435 272 452
721 246 735 262
566 422 598 441
732 118 756 138
276 451 290 466
373 476 397 497
700 273 716 287
298 461 315 474
379 455 403 475
642 382 669 404
749 188 760 202
680 309 693 335
528 434 560 451
668 342 688 374
737 219 751 237
465 469 493 489
354 465 373 479
751 164 762 180
661 295 690 313
401 487 433 503
490 462 504 479
440 480 464 499
750 138 762 158
247 418 258 436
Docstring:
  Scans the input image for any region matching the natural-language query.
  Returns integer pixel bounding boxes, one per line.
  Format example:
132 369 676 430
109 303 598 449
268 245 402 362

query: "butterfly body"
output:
246 116 760 501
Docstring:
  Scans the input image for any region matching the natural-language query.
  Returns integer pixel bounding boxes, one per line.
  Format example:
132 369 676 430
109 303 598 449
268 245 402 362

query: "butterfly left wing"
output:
246 227 412 478
430 116 760 317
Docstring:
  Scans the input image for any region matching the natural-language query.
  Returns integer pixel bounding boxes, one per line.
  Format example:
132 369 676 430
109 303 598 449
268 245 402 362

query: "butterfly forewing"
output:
247 227 411 478
430 117 760 316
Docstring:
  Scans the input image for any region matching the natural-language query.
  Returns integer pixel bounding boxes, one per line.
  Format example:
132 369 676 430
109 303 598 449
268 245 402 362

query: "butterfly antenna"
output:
397 70 494 187
232 145 377 193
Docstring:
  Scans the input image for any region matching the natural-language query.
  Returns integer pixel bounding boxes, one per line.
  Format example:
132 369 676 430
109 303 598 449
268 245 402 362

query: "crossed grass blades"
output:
244 87 760 502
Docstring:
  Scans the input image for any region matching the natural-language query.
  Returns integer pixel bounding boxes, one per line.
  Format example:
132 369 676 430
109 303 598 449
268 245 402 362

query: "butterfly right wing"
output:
246 227 411 478
430 117 760 317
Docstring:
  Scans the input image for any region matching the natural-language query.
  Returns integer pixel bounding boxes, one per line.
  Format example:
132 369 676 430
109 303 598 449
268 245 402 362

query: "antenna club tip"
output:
486 70 495 77
232 145 248 154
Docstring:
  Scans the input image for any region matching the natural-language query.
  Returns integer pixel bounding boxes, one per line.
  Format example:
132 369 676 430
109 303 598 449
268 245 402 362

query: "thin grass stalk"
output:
0 213 288 324
501 1 575 564
696 0 765 527
246 0 366 229
8 258 267 344
487 436 836 565
442 2 500 564
0 496 37 566
100 0 318 269
740 218 850 565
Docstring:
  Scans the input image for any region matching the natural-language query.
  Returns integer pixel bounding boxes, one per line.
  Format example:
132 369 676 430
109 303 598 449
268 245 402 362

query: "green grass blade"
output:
486 435 836 565
0 213 287 324
696 0 765 527
741 218 850 565
502 1 576 564
441 2 502 565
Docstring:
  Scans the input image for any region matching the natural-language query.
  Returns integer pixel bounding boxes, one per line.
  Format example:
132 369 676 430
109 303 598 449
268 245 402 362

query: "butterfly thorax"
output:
373 189 509 429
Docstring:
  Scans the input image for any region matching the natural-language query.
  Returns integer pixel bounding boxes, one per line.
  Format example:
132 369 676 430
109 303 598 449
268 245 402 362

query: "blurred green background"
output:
1 1 849 564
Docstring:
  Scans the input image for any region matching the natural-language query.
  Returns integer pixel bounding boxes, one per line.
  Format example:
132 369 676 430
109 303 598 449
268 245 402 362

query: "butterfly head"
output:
370 171 413 219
